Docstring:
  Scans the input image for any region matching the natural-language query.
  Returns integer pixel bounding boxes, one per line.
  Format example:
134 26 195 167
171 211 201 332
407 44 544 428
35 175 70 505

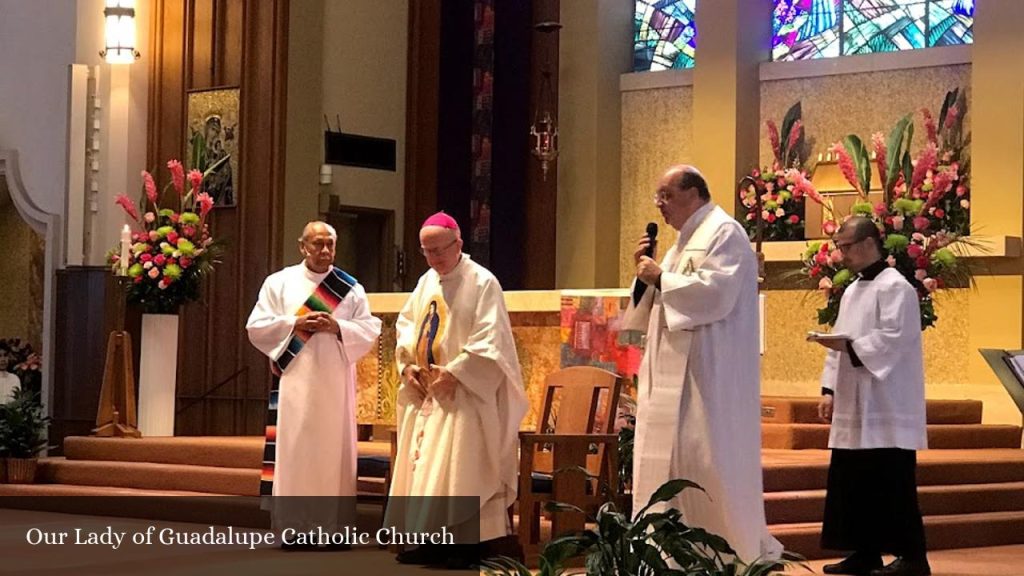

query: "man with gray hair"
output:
247 221 381 549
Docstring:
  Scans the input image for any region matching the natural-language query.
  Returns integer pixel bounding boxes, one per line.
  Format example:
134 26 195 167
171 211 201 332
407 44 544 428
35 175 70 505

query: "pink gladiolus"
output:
831 143 862 195
767 120 781 164
167 160 185 196
871 132 888 187
907 244 923 259
911 143 938 191
913 216 930 231
115 194 140 221
945 105 959 130
786 119 803 159
142 170 159 205
196 192 215 218
823 220 838 236
818 277 833 291
921 108 938 144
188 169 203 196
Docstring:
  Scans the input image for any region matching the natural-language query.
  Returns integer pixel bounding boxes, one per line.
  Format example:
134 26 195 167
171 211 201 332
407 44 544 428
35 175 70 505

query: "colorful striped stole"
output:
260 266 357 496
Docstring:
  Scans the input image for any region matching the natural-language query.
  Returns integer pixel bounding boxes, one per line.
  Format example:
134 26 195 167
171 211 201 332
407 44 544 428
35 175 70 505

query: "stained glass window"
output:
773 0 973 61
634 0 697 72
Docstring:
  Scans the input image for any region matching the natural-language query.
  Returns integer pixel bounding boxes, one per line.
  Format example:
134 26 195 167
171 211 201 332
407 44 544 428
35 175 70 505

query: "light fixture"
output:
100 0 140 64
530 20 561 181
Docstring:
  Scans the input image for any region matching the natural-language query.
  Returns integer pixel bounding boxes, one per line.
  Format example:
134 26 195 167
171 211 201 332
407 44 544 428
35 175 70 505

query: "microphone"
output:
632 222 659 305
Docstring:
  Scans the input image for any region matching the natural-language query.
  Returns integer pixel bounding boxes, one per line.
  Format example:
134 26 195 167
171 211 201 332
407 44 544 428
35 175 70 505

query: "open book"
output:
806 331 849 342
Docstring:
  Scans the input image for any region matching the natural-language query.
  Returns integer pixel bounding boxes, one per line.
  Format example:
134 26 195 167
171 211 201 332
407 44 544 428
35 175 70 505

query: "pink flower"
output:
167 231 180 244
916 256 930 269
810 265 822 277
149 230 160 242
814 252 828 265
923 278 938 292
148 267 160 279
912 232 925 242
140 253 153 263
874 202 887 216
196 192 215 218
892 216 905 229
818 277 833 291
158 279 169 290
167 160 185 196
886 256 897 267
934 208 945 218
915 269 928 281
115 195 140 221
956 185 967 197
829 249 843 264
913 216 930 231
767 120 781 164
832 143 862 195
960 199 970 209
907 244 923 259
871 132 888 187
188 169 203 196
133 276 142 284
144 212 156 223
180 257 192 268
789 215 800 224
912 143 938 190
945 105 959 130
154 254 167 266
142 170 158 205
766 213 777 223
921 108 938 144
823 220 838 236
170 213 181 224
786 119 803 159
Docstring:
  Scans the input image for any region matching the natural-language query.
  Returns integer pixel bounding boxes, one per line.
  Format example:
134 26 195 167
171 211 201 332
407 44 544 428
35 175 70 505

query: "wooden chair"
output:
518 366 623 561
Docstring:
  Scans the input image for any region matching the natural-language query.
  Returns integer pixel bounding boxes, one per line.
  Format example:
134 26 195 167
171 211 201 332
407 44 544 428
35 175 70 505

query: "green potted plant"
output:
483 479 802 575
0 386 50 484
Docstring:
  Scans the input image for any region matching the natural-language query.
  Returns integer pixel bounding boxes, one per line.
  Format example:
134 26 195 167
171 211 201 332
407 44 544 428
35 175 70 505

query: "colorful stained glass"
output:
634 0 697 72
771 0 972 61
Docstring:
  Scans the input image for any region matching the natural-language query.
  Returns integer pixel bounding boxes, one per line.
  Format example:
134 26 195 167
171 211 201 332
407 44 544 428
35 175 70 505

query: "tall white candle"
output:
119 224 131 275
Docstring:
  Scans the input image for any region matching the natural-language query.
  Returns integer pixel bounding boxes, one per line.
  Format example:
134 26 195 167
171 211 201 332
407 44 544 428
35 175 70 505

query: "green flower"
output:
159 209 175 219
128 263 144 278
161 242 176 256
765 200 778 211
884 234 910 253
832 269 853 287
156 225 175 238
933 248 956 267
913 199 925 214
851 202 874 217
163 263 183 280
778 191 791 202
893 199 917 215
176 239 196 256
132 242 148 255
805 241 822 259
180 212 200 225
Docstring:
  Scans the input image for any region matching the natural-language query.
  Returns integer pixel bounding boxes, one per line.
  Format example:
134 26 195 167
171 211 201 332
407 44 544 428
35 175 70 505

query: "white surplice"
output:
246 263 381 503
821 266 927 450
387 254 529 542
623 203 782 563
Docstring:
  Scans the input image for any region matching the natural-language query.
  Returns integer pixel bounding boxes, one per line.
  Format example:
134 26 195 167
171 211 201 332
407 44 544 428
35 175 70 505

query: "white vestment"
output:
822 265 927 450
387 254 529 542
0 372 19 403
624 204 782 563
246 263 381 517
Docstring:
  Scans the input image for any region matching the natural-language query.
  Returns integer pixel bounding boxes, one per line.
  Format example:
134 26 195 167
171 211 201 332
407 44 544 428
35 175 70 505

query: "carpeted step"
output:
765 482 1024 524
762 423 1022 450
762 449 1024 492
771 510 1024 560
761 397 984 425
37 458 260 496
63 436 265 468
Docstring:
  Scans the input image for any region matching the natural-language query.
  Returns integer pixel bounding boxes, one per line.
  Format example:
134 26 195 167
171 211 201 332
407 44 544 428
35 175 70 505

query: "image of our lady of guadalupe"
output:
413 298 448 416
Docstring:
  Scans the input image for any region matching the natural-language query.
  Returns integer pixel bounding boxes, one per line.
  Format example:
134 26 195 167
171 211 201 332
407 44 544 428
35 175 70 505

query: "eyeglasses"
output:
304 239 335 251
420 238 459 257
834 237 865 252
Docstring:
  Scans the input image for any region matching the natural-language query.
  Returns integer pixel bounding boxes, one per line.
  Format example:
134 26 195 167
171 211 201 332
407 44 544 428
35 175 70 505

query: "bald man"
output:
623 166 782 563
386 212 528 569
247 221 381 547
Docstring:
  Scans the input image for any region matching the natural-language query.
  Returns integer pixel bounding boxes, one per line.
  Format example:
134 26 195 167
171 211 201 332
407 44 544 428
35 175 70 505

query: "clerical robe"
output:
246 263 381 505
819 261 927 556
623 203 782 563
387 254 529 542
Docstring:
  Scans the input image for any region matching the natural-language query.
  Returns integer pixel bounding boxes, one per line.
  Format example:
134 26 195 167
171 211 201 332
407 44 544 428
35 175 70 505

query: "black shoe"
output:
444 544 481 570
823 552 884 575
396 544 442 565
870 557 931 576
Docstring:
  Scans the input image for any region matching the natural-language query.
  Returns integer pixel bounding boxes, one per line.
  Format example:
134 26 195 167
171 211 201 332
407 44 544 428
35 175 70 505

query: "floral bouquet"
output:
108 159 222 314
740 101 808 241
798 89 972 330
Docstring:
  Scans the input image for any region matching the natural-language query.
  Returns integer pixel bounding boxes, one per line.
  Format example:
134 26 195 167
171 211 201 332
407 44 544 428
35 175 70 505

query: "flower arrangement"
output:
0 338 41 396
799 88 972 330
740 101 808 241
108 159 222 314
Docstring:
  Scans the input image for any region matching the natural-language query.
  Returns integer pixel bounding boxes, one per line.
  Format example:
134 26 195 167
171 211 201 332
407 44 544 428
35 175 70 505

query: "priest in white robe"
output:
812 217 929 576
386 212 528 569
624 165 782 564
246 221 381 548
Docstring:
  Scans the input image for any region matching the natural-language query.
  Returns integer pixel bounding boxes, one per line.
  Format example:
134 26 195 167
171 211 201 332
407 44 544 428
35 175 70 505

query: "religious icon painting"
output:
414 295 449 371
186 87 240 208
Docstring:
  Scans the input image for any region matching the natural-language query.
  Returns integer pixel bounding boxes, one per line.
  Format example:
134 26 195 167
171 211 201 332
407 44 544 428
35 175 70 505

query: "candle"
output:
817 152 823 162
119 224 131 276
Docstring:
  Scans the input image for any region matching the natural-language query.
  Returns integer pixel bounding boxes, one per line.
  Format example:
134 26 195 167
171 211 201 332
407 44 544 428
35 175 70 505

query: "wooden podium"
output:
94 276 141 438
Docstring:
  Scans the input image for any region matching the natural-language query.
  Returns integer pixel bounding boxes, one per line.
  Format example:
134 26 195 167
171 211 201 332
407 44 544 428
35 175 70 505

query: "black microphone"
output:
632 222 659 305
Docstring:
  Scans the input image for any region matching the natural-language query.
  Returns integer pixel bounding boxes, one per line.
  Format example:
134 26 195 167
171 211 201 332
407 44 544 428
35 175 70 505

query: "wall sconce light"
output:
100 0 140 64
530 20 561 182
